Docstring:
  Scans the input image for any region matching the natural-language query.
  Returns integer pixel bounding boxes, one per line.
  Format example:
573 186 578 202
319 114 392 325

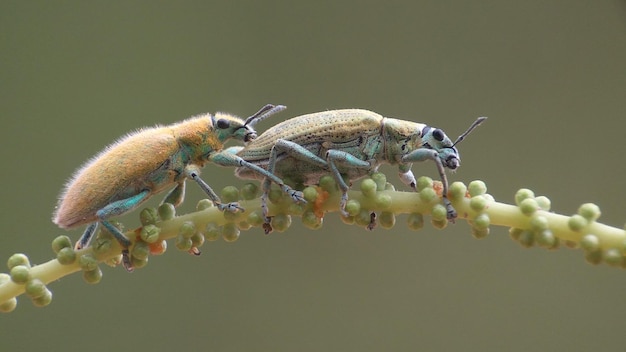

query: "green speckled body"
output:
235 109 427 186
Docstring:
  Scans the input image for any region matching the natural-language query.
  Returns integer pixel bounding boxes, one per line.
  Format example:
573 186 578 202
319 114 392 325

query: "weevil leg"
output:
325 150 372 217
162 181 186 206
185 166 244 213
95 190 152 272
398 164 417 190
401 150 457 220
75 222 98 250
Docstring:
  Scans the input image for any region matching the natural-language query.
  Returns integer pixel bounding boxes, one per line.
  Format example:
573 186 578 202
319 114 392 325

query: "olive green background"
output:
2 1 625 351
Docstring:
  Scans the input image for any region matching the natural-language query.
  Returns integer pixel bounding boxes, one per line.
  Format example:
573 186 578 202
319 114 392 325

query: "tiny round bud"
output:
158 203 176 221
530 215 549 232
509 228 523 241
179 221 196 239
375 194 392 210
584 250 602 265
379 212 396 229
267 188 284 204
371 173 387 191
469 196 487 212
431 219 448 230
31 289 52 307
603 249 623 267
221 186 240 203
132 241 150 261
205 222 222 241
56 247 77 265
468 180 487 197
517 230 535 248
407 212 424 231
384 182 396 191
175 235 193 251
10 265 31 284
514 188 535 206
139 207 159 226
360 178 377 198
302 209 323 230
536 229 557 248
471 227 489 239
25 279 47 299
0 298 17 313
580 234 600 252
131 256 148 269
139 224 161 243
431 204 448 222
578 203 601 222
83 267 103 284
448 182 467 201
535 196 551 211
51 236 72 254
78 254 99 272
415 176 433 192
271 214 292 233
91 237 113 258
319 175 337 193
8 253 30 269
222 223 241 242
519 198 539 216
355 210 374 228
241 183 259 200
246 210 264 228
472 213 490 230
190 232 205 248
568 215 588 232
222 208 239 221
345 199 361 217
340 214 355 225
196 199 214 211
419 187 437 204
302 186 319 203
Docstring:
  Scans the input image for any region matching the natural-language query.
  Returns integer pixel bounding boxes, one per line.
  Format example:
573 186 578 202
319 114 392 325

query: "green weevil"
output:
53 104 303 271
220 109 486 232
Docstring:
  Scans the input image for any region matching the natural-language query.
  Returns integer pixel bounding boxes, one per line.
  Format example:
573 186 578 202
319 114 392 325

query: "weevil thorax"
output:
420 125 461 170
171 112 254 163
381 118 427 162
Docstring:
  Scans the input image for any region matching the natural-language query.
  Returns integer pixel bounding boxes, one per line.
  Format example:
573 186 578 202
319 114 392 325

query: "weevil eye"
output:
216 119 231 129
433 129 445 142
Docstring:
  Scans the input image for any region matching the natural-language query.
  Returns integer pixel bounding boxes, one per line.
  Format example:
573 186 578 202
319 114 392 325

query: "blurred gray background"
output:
2 1 625 351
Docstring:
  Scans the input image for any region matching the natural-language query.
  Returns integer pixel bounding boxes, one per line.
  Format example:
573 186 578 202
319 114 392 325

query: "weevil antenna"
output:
244 104 287 127
452 116 487 147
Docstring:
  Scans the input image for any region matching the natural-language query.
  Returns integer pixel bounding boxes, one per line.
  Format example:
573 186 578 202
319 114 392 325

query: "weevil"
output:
222 109 486 232
53 104 303 271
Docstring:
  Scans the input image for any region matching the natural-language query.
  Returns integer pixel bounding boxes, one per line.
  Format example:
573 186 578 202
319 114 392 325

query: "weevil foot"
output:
121 249 134 272
218 202 244 213
262 220 273 235
290 190 306 204
188 247 201 256
443 198 457 222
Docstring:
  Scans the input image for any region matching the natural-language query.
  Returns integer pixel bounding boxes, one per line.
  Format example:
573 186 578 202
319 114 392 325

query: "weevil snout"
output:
441 147 460 170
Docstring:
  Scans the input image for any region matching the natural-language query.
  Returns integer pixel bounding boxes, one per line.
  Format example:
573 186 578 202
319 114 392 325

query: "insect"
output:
224 109 486 232
53 104 302 271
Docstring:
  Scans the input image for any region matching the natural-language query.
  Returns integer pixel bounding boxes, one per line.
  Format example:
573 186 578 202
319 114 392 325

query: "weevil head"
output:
421 126 461 170
212 113 258 143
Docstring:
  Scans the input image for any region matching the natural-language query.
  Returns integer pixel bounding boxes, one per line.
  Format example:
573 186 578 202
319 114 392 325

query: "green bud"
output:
8 253 30 269
375 194 392 210
471 227 489 239
519 198 539 216
220 185 240 203
370 173 387 191
271 214 292 233
578 203 601 222
139 224 160 243
431 204 448 222
419 187 437 204
355 210 374 228
190 232 205 248
51 236 72 254
536 229 557 249
319 175 337 194
584 250 602 265
603 249 623 267
431 219 448 230
196 199 214 211
179 221 196 239
535 196 551 211
10 265 31 284
467 180 487 197
0 298 17 313
31 289 52 307
222 223 241 242
158 203 176 221
360 178 377 198
407 213 424 231
302 186 319 203
379 212 396 229
580 234 600 252
514 188 535 206
415 176 433 192
83 267 103 284
472 213 490 231
530 215 548 232
132 241 150 261
517 230 535 248
246 210 264 228
91 237 113 258
469 196 487 212
25 279 47 299
241 183 259 200
139 207 159 226
302 209 323 230
509 228 523 241
205 222 222 241
78 254 99 272
56 247 77 265
448 182 467 202
568 215 588 232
